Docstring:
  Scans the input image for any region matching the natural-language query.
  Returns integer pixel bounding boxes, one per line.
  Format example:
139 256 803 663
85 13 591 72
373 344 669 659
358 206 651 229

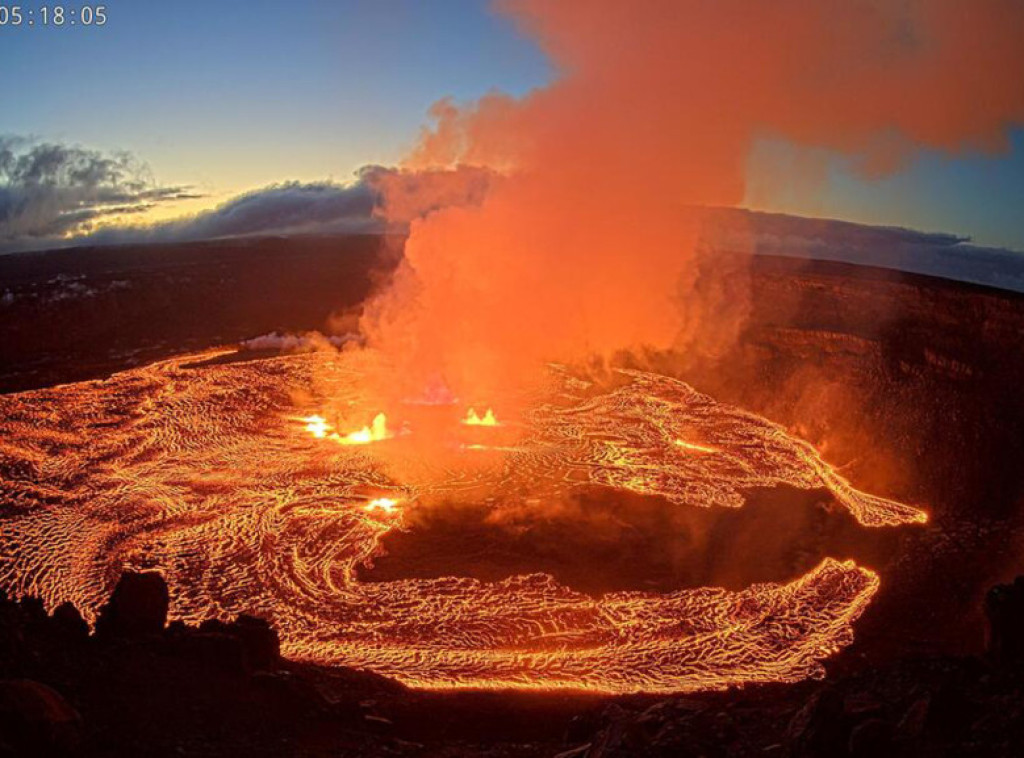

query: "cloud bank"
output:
3 134 1021 299
85 179 381 246
0 137 197 251
0 144 493 254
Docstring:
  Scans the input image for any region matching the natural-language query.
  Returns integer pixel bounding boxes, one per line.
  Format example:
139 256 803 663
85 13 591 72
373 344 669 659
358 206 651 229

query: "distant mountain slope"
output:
700 208 1024 294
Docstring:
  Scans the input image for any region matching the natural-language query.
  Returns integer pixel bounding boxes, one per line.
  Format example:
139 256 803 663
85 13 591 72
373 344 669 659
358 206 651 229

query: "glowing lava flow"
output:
675 438 719 454
0 349 926 693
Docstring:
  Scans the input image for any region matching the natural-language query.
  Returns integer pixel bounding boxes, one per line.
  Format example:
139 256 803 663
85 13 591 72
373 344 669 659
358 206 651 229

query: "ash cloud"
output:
0 136 197 252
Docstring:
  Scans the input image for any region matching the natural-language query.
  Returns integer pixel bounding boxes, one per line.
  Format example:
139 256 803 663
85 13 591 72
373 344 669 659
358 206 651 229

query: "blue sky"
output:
746 131 1024 251
1 1 551 201
2 0 1021 249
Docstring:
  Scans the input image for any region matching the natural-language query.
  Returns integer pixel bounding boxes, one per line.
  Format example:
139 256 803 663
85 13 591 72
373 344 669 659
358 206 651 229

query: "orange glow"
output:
365 497 401 514
337 412 391 445
297 412 393 445
463 407 498 426
300 414 331 438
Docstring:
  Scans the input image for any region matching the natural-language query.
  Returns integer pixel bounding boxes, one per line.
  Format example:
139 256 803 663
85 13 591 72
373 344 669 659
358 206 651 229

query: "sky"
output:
1 0 552 218
1 0 1022 250
745 132 1024 251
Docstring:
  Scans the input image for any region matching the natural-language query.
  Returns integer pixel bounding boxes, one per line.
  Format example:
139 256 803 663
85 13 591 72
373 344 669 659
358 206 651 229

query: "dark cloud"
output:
86 179 382 246
0 154 493 253
0 136 196 250
86 164 493 246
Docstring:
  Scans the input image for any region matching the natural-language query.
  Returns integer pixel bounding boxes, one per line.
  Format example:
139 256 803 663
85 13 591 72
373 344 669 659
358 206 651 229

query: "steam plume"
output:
362 0 1024 399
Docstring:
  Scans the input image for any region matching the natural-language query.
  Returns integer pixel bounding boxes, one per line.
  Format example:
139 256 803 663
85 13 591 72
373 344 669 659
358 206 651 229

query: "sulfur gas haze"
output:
360 0 1024 406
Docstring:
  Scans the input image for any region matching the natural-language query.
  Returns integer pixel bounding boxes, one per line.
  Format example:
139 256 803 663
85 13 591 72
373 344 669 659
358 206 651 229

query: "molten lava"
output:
366 497 401 515
463 408 499 426
300 414 331 438
339 412 391 445
675 438 719 454
0 348 926 693
296 411 392 445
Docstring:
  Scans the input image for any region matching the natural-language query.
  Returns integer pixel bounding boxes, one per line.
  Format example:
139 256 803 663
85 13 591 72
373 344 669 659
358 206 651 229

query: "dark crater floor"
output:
360 485 903 594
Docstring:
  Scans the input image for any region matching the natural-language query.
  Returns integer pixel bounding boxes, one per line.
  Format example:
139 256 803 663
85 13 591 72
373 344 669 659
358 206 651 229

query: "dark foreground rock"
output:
1 572 1024 756
0 679 82 756
94 572 169 639
559 653 1023 757
986 576 1024 668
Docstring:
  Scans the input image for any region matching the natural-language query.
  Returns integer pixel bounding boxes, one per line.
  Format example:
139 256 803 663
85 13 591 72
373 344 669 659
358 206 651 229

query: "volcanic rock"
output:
564 709 603 745
985 576 1024 666
0 679 82 755
198 615 281 671
847 717 894 757
249 670 327 717
786 688 846 757
584 704 646 758
895 695 930 742
94 571 169 639
176 631 249 674
552 745 591 758
50 602 88 642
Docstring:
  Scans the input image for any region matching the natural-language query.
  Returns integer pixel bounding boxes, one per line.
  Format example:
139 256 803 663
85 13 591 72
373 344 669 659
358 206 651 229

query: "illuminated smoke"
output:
362 0 1024 401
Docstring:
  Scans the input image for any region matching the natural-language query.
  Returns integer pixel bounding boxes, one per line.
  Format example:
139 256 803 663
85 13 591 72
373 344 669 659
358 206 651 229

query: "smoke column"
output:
362 0 1024 404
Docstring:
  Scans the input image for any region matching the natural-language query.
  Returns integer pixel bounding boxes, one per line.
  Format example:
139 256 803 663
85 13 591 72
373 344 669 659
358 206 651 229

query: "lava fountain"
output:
297 411 393 445
0 347 925 693
463 408 499 426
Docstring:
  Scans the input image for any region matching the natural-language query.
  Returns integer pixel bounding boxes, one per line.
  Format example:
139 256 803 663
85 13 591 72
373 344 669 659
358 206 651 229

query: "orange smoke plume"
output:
362 0 1024 400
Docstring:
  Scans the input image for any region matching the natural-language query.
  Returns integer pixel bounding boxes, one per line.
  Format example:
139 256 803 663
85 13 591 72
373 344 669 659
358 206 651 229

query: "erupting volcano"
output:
0 347 924 693
2 0 1023 752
